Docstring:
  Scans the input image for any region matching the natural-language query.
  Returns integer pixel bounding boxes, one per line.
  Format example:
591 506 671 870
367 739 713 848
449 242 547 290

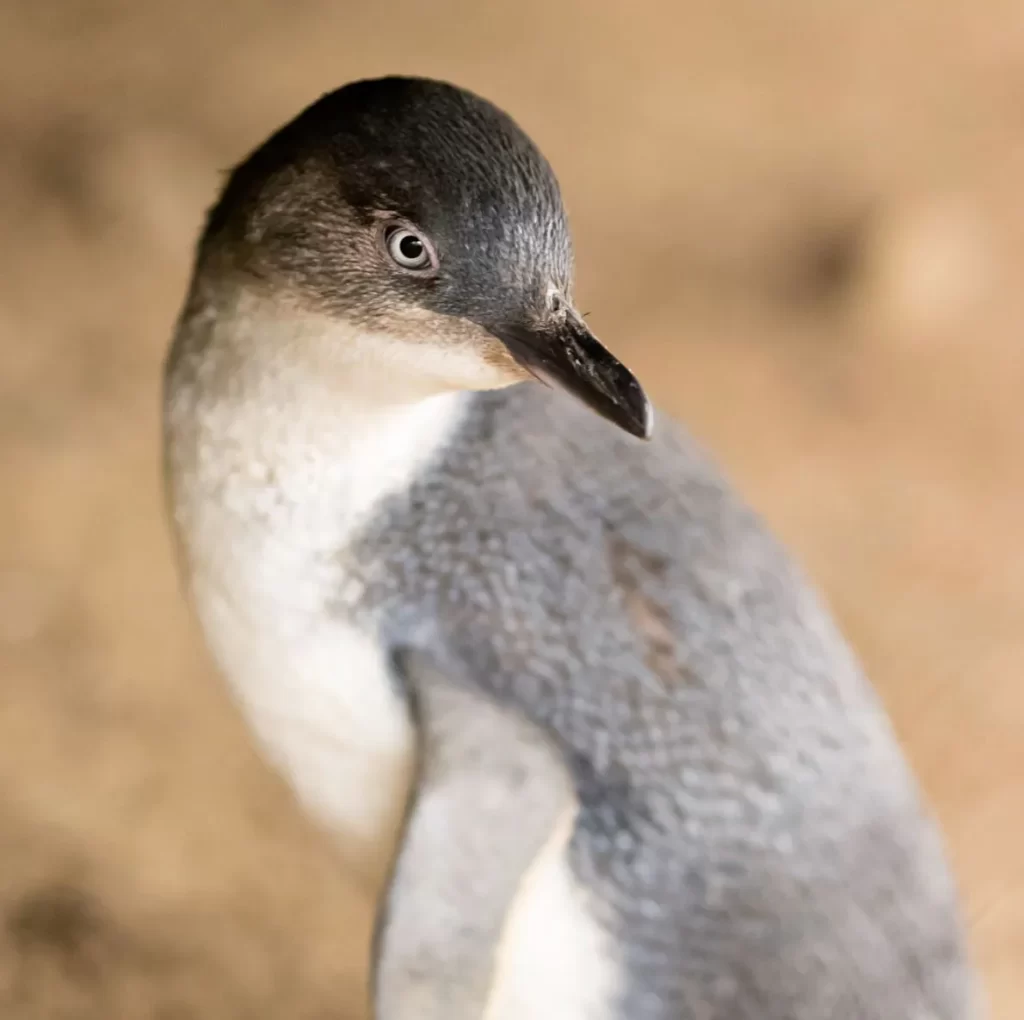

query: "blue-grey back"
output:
353 382 975 1019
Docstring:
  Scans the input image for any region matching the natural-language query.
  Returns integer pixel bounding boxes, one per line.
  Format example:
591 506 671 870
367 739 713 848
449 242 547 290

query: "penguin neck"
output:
163 286 468 627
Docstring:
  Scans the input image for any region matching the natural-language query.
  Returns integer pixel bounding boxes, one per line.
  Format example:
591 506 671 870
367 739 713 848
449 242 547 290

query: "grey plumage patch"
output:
351 382 978 1020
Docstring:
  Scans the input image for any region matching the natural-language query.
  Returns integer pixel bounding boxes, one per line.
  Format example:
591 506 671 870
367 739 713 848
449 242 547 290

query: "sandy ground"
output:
1 1 1023 1016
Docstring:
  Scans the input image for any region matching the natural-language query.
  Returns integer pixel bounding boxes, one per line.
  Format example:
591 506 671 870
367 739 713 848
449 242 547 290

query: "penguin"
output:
162 76 982 1020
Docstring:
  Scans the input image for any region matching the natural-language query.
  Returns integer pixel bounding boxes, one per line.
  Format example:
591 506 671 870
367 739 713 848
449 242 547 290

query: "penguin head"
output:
192 76 652 439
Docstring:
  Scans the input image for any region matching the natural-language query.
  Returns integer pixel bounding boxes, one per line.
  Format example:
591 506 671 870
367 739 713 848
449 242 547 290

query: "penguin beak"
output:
487 313 654 440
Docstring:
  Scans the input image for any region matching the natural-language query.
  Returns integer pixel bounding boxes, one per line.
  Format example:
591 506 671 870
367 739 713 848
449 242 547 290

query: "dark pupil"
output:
399 235 424 261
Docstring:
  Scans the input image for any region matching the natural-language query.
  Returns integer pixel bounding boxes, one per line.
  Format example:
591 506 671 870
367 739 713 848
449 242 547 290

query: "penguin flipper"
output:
373 647 577 1020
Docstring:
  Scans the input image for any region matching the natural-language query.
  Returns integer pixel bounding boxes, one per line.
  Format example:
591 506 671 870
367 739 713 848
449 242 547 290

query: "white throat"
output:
165 292 470 619
164 297 468 889
168 378 464 626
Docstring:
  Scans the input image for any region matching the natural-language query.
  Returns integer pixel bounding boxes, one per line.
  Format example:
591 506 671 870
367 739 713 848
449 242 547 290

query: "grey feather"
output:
350 383 977 1020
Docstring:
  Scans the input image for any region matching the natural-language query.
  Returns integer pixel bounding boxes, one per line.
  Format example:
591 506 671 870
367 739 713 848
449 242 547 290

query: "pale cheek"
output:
461 333 535 389
401 337 530 393
462 351 534 392
373 308 534 392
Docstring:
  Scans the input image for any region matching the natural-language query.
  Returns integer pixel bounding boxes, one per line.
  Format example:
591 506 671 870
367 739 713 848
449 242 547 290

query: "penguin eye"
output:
382 225 436 273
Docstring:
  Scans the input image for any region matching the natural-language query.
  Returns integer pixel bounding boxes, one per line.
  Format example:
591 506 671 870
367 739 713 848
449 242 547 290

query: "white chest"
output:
168 384 467 891
195 583 414 889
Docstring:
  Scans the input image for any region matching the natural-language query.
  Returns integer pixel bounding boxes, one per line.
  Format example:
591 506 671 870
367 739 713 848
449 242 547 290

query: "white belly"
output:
486 847 621 1020
196 585 415 892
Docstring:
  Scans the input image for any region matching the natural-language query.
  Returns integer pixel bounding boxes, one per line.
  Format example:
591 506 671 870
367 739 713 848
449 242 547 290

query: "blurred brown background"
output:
1 0 1023 1016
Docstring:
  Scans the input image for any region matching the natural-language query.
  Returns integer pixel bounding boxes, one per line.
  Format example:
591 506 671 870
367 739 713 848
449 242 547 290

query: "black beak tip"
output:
628 396 655 441
614 383 655 441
